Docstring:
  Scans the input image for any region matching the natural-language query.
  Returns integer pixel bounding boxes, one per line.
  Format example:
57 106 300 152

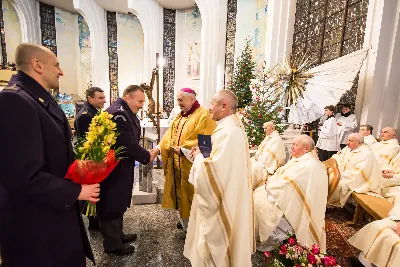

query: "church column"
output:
356 0 400 134
73 0 110 107
9 0 40 44
195 0 228 106
264 0 296 69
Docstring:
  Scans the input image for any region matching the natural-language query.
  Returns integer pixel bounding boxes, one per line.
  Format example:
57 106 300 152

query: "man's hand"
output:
78 184 100 203
172 146 181 155
149 149 158 162
190 146 201 160
382 170 394 179
395 222 400 236
337 122 343 126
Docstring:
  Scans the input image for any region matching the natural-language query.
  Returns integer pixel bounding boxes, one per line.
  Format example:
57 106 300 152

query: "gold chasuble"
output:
159 105 216 219
328 145 382 207
348 202 400 267
251 131 286 189
254 152 328 251
184 114 254 267
370 139 400 169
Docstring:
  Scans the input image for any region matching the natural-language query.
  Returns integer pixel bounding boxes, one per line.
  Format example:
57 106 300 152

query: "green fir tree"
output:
228 39 256 108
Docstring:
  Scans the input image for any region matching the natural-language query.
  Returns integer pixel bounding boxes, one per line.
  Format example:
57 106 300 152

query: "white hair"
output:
348 133 364 144
295 135 315 151
178 91 196 100
263 121 275 129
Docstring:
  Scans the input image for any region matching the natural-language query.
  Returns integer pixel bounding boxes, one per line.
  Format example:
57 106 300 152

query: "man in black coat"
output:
74 86 106 230
0 43 100 267
97 85 157 255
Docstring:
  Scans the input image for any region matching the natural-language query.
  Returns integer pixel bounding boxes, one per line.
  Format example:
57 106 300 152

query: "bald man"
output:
328 133 382 207
370 127 400 169
254 135 328 253
251 121 286 189
0 43 97 266
184 90 254 267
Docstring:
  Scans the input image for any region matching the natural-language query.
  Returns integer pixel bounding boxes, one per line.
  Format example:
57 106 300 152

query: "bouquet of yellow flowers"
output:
65 111 124 216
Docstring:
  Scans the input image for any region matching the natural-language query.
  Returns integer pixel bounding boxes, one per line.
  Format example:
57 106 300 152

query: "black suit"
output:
74 102 98 138
0 71 94 266
97 97 150 251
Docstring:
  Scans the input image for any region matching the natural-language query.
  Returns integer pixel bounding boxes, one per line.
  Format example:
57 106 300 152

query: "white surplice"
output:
335 113 357 145
316 116 340 152
348 202 400 267
251 131 286 189
184 113 254 267
254 152 328 252
370 139 400 169
328 145 383 207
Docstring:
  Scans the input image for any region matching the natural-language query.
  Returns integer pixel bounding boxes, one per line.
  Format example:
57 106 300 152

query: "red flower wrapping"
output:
65 150 120 184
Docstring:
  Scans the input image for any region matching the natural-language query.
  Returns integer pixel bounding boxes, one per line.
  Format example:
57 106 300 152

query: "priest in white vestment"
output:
381 152 400 203
348 201 400 267
370 127 400 169
335 104 357 150
251 121 286 189
328 133 382 207
359 124 377 147
184 90 254 267
254 135 328 252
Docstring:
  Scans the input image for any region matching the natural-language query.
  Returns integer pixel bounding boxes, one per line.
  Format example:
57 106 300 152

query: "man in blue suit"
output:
0 43 99 266
97 85 157 255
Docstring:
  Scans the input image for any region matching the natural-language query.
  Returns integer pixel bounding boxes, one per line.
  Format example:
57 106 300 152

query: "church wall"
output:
175 7 202 99
2 0 22 64
77 15 92 99
235 0 268 75
54 8 79 96
116 13 145 95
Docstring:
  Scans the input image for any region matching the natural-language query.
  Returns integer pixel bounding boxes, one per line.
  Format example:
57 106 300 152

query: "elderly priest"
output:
381 152 400 203
348 201 400 267
184 90 254 267
254 135 328 252
251 121 286 189
328 133 382 207
370 127 400 169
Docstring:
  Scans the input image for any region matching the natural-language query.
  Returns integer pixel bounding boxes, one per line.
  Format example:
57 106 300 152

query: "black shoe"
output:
347 256 364 267
177 221 183 229
121 233 137 244
105 244 135 256
88 217 100 231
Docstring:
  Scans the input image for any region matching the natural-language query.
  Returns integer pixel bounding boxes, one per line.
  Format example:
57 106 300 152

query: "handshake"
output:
148 148 160 163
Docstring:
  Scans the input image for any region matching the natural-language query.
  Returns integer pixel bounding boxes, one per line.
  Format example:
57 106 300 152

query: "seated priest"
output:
370 127 400 169
359 124 377 147
251 121 286 189
348 201 400 267
381 152 400 203
254 135 328 252
327 133 382 207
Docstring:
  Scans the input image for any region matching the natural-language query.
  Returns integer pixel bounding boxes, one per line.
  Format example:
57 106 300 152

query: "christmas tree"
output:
241 77 284 147
228 39 256 108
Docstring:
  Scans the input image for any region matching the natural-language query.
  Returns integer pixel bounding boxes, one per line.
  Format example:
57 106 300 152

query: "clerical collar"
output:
340 112 352 117
181 100 200 117
327 114 335 119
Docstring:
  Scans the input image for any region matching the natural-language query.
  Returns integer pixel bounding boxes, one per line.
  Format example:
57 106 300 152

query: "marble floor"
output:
85 204 266 267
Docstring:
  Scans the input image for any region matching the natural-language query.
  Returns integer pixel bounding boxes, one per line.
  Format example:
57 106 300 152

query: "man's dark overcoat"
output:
74 101 98 138
97 97 150 221
0 71 94 267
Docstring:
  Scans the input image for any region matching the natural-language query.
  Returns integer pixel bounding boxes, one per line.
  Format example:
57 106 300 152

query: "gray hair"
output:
348 133 364 144
178 91 196 100
295 134 315 151
263 121 275 129
214 89 238 111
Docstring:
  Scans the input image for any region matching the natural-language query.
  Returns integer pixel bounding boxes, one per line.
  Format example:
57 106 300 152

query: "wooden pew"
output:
349 192 394 225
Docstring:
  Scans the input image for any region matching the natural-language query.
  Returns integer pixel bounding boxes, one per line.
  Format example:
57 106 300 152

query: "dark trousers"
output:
317 149 337 162
99 216 124 251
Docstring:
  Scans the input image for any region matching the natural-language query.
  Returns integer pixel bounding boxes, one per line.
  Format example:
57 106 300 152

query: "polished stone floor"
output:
85 204 266 267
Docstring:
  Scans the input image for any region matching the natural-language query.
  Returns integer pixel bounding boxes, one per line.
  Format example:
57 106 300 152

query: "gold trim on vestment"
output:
204 160 232 265
386 240 400 267
365 227 392 258
283 177 320 245
352 166 372 187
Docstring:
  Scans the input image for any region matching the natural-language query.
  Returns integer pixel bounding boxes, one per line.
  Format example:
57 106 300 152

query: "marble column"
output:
9 0 40 44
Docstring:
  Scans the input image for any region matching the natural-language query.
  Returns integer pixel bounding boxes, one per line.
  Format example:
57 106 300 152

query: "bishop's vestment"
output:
184 113 254 267
370 139 400 169
159 104 216 219
254 152 328 252
328 145 382 207
251 130 286 189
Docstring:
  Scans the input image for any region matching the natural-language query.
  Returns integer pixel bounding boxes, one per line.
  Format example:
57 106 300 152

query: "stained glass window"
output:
292 0 368 67
107 12 119 103
40 3 57 56
0 0 7 66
